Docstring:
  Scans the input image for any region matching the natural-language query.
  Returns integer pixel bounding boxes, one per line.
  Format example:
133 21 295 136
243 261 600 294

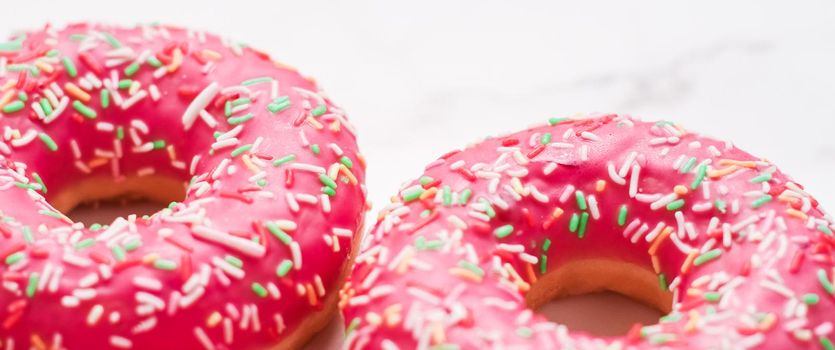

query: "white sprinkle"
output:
182 82 220 130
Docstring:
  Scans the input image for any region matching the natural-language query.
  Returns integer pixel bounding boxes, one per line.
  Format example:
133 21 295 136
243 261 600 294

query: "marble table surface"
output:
2 1 834 348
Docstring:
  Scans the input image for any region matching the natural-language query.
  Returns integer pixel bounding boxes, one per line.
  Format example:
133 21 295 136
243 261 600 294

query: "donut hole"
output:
49 175 188 225
526 259 672 336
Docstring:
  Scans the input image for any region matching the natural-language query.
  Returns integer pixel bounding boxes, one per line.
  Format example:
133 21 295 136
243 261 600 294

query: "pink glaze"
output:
341 115 835 349
0 23 366 349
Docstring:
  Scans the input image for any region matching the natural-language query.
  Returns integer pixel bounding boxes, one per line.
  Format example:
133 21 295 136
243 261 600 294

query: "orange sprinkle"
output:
30 334 47 350
786 208 809 221
201 49 223 61
648 227 674 256
420 187 438 200
551 207 564 219
340 164 358 185
357 153 367 169
0 80 15 91
525 262 538 283
0 89 15 109
306 116 324 129
167 48 183 73
718 159 757 169
681 250 698 274
166 145 177 161
64 82 91 103
651 255 662 274
431 322 446 345
206 312 222 327
684 310 699 333
673 185 688 196
759 313 777 331
449 267 482 283
34 61 54 74
142 253 160 265
88 157 109 169
708 165 739 179
396 250 414 274
595 179 606 192
306 283 318 306
329 119 342 133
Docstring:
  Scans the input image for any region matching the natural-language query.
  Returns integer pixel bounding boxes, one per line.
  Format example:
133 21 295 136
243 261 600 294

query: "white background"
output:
3 1 834 347
2 0 833 212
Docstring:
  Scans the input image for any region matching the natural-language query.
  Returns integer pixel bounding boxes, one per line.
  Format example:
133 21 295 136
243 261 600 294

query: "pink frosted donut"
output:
0 23 366 349
341 114 835 349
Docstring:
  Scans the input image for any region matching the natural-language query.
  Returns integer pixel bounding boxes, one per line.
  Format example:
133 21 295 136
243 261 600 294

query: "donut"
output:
0 23 367 349
340 114 835 349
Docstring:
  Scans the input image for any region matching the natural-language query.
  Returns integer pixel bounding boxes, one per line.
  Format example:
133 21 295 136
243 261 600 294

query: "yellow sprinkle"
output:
595 179 606 192
207 312 223 327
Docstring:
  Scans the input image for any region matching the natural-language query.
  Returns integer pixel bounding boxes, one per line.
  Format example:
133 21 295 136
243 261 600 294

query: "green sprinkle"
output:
225 255 243 269
516 327 533 338
442 185 452 206
493 224 514 239
822 337 835 350
266 222 293 245
311 105 327 117
38 210 63 219
2 100 24 113
26 272 38 298
152 140 166 149
569 213 580 233
714 200 727 214
231 97 251 107
72 101 97 119
310 144 321 155
117 79 132 89
89 223 102 231
542 239 552 251
540 255 548 274
153 259 177 271
100 89 110 108
578 212 589 238
750 172 772 183
478 198 496 218
17 91 27 102
22 226 33 244
617 205 628 226
101 32 123 48
272 154 297 167
419 209 431 218
680 157 697 173
691 164 708 190
146 56 162 68
340 156 353 168
666 199 685 211
230 144 253 157
228 113 254 125
820 223 834 236
61 57 78 77
548 117 568 125
251 282 268 298
31 173 46 194
267 99 291 113
345 317 361 336
703 291 721 302
242 77 272 86
415 236 443 250
75 238 95 250
457 260 485 277
39 98 53 115
751 195 772 209
658 273 668 291
818 269 834 295
116 126 124 140
459 189 472 205
14 182 37 191
124 62 140 77
322 186 336 196
224 101 232 117
38 133 58 151
5 252 24 265
124 239 142 251
276 260 293 277
802 293 820 305
540 132 552 145
402 188 424 202
0 39 23 52
694 249 723 266
111 245 126 262
575 191 587 210
319 174 338 189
